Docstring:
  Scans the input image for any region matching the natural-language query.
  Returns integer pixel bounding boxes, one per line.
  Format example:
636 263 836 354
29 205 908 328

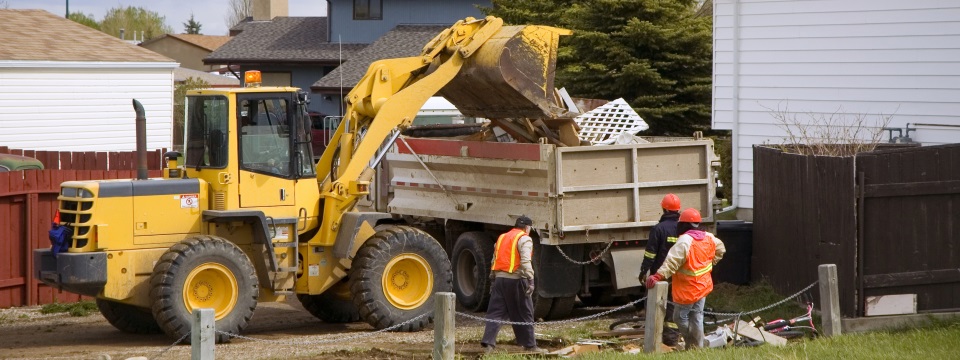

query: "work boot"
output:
662 327 680 347
482 344 496 354
523 346 548 354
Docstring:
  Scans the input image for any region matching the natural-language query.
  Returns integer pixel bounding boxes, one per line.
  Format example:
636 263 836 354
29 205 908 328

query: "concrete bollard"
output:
433 292 456 360
644 281 669 353
192 308 215 360
818 264 842 337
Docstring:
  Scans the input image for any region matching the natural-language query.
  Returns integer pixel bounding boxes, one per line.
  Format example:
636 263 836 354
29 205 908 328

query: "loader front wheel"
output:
150 236 258 343
96 298 162 334
297 280 361 323
349 226 452 331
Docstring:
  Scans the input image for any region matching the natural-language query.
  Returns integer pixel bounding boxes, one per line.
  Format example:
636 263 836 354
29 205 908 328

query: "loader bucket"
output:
439 25 573 120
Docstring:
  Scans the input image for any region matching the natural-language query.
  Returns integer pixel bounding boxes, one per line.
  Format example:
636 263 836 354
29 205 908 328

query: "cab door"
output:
237 94 297 208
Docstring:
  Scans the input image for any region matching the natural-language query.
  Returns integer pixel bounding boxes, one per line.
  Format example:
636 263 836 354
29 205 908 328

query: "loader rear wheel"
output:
451 231 495 311
96 298 161 334
150 236 258 343
297 280 360 323
349 226 452 331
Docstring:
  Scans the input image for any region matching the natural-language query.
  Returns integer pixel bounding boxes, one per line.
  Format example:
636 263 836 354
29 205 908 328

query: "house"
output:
328 0 487 43
712 0 960 220
0 9 177 152
140 34 232 72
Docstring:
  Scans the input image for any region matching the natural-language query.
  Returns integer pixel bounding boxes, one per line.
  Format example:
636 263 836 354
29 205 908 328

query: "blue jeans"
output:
673 297 705 349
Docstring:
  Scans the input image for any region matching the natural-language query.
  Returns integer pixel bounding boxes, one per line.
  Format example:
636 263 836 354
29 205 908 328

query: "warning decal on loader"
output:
179 194 199 208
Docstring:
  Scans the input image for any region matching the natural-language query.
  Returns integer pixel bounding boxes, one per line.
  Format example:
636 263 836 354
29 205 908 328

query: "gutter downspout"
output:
721 0 742 214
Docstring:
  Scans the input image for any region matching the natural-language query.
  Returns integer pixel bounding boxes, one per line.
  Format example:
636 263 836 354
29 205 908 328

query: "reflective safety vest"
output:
672 233 717 304
491 228 527 273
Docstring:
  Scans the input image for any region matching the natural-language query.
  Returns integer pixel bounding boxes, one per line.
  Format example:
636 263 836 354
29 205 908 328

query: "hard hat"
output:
660 193 681 211
679 208 702 223
515 215 533 228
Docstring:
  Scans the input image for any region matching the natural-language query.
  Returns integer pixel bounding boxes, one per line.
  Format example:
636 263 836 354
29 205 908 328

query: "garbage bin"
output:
713 220 752 285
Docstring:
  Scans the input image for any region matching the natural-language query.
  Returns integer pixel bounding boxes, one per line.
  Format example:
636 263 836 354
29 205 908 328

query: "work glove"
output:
645 274 662 289
524 278 535 296
639 270 650 284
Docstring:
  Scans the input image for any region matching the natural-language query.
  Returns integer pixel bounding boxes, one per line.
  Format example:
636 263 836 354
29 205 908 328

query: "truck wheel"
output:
349 226 452 331
533 295 576 320
96 298 161 334
451 231 495 311
150 236 259 343
297 281 360 323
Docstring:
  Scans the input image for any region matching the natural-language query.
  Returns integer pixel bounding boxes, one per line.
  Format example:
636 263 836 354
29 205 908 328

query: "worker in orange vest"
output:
639 193 683 346
481 215 545 354
646 208 725 349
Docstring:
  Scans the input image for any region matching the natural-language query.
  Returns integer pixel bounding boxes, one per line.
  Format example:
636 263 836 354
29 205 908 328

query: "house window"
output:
354 0 382 20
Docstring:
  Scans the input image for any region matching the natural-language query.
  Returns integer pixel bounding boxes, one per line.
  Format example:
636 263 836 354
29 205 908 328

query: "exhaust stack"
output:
132 99 148 180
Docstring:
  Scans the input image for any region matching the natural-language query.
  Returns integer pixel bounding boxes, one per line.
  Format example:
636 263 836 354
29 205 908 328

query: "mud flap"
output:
536 243 582 297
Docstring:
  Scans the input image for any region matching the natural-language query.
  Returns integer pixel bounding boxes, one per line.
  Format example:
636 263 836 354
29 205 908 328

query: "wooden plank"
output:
734 320 787 346
0 277 25 289
558 120 581 147
864 180 960 198
643 281 667 353
863 269 960 288
819 264 842 337
865 294 917 316
489 119 537 143
433 292 455 360
96 152 108 171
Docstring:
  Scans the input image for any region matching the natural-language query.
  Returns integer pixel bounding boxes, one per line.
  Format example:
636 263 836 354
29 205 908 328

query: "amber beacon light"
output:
244 70 262 87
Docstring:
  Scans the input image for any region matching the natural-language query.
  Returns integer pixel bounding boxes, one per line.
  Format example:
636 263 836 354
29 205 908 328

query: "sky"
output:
7 0 328 36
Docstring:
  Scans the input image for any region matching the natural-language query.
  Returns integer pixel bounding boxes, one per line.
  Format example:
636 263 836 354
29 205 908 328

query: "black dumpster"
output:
713 220 753 285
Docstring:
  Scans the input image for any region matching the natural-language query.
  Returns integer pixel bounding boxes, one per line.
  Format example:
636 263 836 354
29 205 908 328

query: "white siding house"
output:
0 10 177 152
713 0 960 219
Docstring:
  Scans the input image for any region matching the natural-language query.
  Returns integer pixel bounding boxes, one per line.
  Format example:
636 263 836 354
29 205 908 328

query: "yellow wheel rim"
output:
183 263 238 320
381 253 433 310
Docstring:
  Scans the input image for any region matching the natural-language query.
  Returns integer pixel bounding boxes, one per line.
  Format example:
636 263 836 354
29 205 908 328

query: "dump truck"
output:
34 16 572 342
364 135 719 319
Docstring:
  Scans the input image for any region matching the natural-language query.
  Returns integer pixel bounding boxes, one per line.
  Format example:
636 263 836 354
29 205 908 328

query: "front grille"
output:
214 191 226 210
58 186 95 250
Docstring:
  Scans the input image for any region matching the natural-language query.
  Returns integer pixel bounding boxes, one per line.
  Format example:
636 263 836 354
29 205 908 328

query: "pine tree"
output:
183 14 203 34
483 0 713 136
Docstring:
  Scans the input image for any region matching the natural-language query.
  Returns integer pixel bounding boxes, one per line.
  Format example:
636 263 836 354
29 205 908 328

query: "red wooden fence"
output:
0 147 164 308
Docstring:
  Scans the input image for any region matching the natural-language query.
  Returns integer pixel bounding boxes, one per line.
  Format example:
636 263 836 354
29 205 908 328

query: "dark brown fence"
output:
754 144 960 317
0 148 164 308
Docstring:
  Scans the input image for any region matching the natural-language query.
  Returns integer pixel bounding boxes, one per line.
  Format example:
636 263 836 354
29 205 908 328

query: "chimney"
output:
253 0 289 21
119 28 125 40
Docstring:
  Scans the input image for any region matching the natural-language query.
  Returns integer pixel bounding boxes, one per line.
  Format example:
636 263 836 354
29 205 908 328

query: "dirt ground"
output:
0 299 621 360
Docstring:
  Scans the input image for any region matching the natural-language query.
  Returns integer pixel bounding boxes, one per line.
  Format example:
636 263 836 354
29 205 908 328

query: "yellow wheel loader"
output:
34 16 570 342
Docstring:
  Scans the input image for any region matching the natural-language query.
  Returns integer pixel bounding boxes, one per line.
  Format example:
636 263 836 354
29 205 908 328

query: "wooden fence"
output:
0 148 164 308
754 144 960 317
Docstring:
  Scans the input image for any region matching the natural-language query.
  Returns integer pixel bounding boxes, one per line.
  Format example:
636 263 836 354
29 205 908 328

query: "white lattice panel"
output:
574 98 649 145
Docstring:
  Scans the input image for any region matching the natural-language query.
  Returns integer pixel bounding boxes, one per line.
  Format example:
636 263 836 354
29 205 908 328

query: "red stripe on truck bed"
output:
396 138 541 161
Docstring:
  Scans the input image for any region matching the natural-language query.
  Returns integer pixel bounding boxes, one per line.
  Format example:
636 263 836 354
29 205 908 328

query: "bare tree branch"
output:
224 0 252 31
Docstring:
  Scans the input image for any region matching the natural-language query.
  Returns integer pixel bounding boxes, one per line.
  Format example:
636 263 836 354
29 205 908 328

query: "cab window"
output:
185 96 229 169
239 95 292 177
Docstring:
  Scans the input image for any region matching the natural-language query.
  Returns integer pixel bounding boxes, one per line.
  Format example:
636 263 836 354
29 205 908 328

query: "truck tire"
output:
533 295 576 320
349 226 452 331
297 281 360 323
96 298 161 334
451 231 495 311
150 236 259 343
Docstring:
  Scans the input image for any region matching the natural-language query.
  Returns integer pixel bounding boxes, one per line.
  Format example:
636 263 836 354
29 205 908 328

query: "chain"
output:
554 239 616 265
457 295 646 326
669 280 819 317
214 312 430 345
150 331 191 360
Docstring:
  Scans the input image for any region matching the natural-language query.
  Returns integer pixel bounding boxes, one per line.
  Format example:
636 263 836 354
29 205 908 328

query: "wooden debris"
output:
734 320 788 346
488 117 583 146
548 343 600 357
591 328 645 337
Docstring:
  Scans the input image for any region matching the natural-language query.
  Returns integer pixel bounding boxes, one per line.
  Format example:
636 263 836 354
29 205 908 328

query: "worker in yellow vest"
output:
646 208 725 349
481 215 545 354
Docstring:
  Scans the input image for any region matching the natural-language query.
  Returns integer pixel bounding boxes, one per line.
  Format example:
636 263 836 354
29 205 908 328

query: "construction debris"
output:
574 98 649 145
733 320 788 346
549 342 602 357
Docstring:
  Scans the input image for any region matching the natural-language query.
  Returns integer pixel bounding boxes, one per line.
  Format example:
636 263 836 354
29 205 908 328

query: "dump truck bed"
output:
383 137 717 245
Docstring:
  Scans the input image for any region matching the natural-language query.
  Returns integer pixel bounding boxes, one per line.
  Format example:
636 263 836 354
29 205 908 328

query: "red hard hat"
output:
660 194 681 211
679 208 702 223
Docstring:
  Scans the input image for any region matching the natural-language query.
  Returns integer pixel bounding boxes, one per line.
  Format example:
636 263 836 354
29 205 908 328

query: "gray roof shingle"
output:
312 25 448 90
205 17 364 64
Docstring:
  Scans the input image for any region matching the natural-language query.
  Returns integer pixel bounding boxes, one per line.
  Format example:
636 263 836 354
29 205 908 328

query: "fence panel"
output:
753 146 858 316
857 144 960 314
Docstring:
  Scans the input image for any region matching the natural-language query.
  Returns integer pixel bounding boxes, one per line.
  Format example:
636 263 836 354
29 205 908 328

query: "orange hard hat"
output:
660 194 681 211
679 208 702 223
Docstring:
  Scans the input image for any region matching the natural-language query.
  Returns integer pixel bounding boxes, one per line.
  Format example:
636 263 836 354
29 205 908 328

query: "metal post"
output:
644 281 668 353
433 292 455 360
818 264 842 337
192 308 215 360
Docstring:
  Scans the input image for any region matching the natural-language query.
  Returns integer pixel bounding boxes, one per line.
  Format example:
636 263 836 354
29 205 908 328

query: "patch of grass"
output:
39 300 98 317
0 313 8 325
706 280 814 325
538 320 606 344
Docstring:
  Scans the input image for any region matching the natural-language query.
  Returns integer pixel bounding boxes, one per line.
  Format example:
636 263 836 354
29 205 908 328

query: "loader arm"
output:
312 16 570 246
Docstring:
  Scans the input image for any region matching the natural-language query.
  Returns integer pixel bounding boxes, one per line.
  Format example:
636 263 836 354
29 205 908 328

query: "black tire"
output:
96 298 162 334
451 231 495 311
297 281 360 323
533 294 554 320
349 226 452 331
150 236 259 343
547 296 576 319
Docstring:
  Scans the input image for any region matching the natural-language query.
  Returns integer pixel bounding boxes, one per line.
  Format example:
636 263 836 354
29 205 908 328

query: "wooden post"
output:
818 264 842 337
644 281 668 353
433 292 455 360
192 308 215 360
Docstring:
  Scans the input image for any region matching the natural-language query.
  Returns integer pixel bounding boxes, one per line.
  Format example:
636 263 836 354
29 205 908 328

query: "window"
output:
239 96 293 177
184 96 229 169
354 0 382 20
